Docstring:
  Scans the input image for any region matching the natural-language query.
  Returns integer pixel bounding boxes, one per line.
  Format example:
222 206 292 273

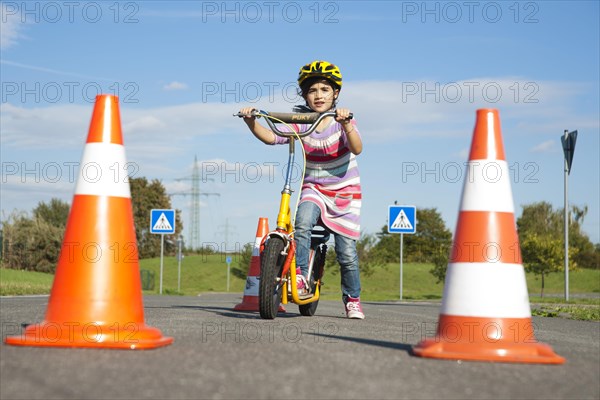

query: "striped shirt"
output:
272 118 362 239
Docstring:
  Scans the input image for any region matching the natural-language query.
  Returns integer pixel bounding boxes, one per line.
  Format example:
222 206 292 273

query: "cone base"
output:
412 339 565 364
4 321 173 350
234 297 286 312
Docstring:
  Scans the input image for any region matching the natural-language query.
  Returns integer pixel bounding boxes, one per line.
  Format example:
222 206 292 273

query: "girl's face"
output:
304 81 339 112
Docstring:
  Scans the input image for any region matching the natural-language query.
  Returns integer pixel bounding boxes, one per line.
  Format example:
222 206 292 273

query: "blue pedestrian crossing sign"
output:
388 205 416 234
150 209 176 234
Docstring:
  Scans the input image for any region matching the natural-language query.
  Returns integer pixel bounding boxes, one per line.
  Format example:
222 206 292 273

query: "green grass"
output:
319 263 445 301
2 257 599 320
531 304 600 321
138 254 248 295
526 269 600 297
2 258 598 300
135 258 446 301
0 268 55 296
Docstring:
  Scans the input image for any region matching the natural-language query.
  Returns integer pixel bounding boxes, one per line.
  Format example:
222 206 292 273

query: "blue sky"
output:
2 1 599 252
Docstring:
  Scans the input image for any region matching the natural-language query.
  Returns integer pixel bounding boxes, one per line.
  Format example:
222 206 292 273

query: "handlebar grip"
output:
234 111 257 118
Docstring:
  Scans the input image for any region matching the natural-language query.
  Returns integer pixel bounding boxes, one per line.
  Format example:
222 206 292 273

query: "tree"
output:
1 198 69 272
405 208 452 264
429 241 453 284
520 234 567 297
129 177 183 259
232 242 253 279
517 201 593 267
517 202 562 237
370 208 452 277
577 243 600 270
516 202 594 255
1 178 184 270
324 232 382 278
516 201 592 295
567 205 599 269
33 198 70 228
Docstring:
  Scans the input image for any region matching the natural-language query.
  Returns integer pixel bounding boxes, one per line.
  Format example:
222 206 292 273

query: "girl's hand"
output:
336 108 361 154
336 108 354 134
239 107 257 121
240 107 275 144
335 108 352 123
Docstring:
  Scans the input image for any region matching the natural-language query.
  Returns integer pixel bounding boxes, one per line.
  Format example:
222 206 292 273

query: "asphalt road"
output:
1 293 598 400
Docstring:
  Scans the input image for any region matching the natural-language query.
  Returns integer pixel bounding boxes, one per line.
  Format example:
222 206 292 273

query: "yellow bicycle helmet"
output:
298 60 342 89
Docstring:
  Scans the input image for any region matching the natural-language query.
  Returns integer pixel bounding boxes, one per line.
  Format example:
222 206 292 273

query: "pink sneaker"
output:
344 296 365 319
296 268 309 296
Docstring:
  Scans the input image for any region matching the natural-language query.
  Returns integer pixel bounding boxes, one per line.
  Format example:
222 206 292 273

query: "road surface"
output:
1 293 598 399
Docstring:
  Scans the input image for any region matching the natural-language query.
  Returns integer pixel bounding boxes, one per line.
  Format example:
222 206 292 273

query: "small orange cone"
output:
234 218 285 312
412 109 564 364
5 95 173 349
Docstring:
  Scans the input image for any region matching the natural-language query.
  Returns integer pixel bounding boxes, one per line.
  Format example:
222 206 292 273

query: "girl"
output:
239 60 364 319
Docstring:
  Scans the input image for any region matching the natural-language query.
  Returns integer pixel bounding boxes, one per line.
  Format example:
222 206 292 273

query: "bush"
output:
575 244 600 269
429 243 450 284
231 242 253 279
2 212 64 273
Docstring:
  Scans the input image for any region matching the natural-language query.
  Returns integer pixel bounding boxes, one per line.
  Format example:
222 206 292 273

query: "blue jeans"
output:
294 201 361 301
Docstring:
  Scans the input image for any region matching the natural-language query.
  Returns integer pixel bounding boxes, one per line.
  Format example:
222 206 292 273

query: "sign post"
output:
150 209 176 295
177 235 183 293
226 255 232 292
388 205 417 301
561 130 577 302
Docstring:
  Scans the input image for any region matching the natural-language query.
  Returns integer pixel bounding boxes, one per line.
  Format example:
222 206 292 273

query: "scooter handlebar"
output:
234 110 353 137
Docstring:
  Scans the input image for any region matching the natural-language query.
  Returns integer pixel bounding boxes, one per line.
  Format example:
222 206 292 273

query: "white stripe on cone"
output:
459 160 514 213
441 262 531 318
75 143 131 198
252 237 261 257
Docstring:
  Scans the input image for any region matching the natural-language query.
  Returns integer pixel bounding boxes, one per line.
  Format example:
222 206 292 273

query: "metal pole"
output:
563 130 569 302
177 236 182 293
227 262 230 292
400 233 404 301
159 234 164 295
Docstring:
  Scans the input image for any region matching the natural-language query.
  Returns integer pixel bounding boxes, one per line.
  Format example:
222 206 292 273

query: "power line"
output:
216 218 240 253
170 155 220 250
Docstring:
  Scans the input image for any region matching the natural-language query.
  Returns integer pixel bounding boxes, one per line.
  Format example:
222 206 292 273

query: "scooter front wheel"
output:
259 237 285 319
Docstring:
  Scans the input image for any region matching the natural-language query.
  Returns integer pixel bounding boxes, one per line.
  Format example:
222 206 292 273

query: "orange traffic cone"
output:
412 109 564 364
5 95 173 349
234 218 285 312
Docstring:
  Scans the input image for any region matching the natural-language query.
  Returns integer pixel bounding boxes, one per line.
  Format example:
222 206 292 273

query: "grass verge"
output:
0 268 55 296
2 257 598 321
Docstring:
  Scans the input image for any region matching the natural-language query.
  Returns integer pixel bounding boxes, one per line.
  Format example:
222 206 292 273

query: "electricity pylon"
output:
170 155 220 250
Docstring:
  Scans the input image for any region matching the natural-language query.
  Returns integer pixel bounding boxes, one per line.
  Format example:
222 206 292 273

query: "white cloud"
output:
2 77 594 152
0 101 238 148
0 59 117 81
341 77 596 141
1 3 26 50
163 81 188 91
2 76 596 183
0 103 89 148
531 140 558 153
123 115 166 133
